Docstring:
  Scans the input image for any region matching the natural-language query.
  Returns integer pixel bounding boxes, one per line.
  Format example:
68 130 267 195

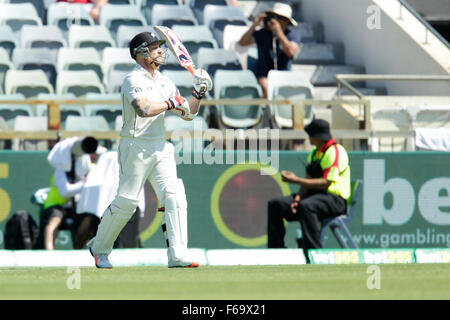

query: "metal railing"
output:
0 97 376 150
0 97 371 132
1 96 438 151
334 74 450 100
397 0 450 48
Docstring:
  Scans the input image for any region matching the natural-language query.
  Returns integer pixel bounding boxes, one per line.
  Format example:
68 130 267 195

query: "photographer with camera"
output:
238 2 301 98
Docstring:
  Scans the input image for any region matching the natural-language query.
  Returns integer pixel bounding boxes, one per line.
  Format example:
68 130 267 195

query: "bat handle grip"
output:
188 65 207 92
187 65 195 75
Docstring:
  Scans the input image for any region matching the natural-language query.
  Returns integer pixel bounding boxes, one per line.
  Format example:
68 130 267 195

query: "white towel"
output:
47 137 80 171
415 128 450 151
76 151 146 217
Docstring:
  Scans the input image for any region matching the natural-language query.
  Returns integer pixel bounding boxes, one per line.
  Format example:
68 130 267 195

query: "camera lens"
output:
264 13 277 28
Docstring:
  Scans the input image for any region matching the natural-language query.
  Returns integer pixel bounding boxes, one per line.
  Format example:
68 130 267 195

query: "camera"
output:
263 13 278 29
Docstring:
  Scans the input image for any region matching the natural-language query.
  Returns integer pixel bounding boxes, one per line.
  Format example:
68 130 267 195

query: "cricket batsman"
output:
87 31 212 268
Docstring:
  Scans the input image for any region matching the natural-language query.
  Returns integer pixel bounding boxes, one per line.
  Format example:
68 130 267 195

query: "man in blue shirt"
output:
238 2 301 98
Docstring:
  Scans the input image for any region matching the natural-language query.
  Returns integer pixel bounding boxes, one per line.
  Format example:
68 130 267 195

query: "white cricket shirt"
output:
120 64 179 141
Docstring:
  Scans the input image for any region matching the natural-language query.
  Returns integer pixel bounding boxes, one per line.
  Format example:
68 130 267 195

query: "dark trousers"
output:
267 191 347 261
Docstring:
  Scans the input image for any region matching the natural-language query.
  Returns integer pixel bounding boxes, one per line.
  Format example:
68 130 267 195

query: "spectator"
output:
57 0 109 21
238 2 300 98
267 119 351 263
37 136 99 250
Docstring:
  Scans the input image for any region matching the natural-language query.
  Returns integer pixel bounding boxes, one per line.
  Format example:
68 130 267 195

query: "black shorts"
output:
39 205 76 231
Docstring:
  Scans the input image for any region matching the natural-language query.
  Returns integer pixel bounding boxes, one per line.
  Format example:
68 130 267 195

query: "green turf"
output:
0 264 449 300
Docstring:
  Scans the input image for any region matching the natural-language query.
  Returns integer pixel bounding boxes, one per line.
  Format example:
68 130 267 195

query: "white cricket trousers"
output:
91 137 188 262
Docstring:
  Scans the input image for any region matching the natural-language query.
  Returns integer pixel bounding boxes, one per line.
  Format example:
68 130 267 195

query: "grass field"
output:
0 264 449 300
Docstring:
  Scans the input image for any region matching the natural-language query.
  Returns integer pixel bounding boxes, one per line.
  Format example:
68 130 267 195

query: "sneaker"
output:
168 258 200 268
87 238 112 269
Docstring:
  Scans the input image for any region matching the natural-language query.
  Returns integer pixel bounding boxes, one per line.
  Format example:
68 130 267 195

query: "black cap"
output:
304 119 332 141
129 31 165 60
81 136 98 154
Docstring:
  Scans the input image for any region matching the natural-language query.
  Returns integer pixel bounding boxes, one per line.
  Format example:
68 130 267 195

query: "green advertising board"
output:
0 150 449 250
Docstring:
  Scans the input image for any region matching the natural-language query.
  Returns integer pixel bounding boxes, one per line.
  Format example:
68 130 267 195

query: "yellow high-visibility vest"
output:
42 175 69 210
307 139 351 200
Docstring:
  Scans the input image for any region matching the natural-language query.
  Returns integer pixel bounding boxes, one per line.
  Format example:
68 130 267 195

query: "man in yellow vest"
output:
267 119 351 262
38 136 99 250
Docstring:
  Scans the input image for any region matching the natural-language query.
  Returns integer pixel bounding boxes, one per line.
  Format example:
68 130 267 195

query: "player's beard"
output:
148 48 169 68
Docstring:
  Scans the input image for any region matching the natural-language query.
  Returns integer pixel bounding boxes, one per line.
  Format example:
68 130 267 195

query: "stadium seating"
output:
0 47 13 94
65 115 110 132
5 69 54 98
222 24 257 70
101 47 135 92
65 114 113 147
47 2 95 35
0 93 33 129
56 70 105 97
0 3 42 33
99 4 147 39
12 48 58 89
203 4 248 48
197 47 242 96
246 0 279 18
85 92 122 129
0 114 7 131
233 0 258 19
105 71 128 93
140 0 181 25
310 65 366 87
186 0 228 25
294 42 345 65
0 0 418 154
0 26 17 59
214 69 263 129
151 4 198 28
293 22 324 43
313 86 388 99
108 0 134 4
160 69 193 98
172 25 218 64
339 87 388 96
370 107 413 152
0 116 9 149
115 115 122 131
8 0 46 24
267 70 315 128
68 25 116 53
116 25 152 48
12 115 48 150
19 25 66 57
35 93 84 127
57 47 103 83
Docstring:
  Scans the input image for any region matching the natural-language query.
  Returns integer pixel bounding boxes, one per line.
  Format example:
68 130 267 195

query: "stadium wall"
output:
299 0 450 95
0 151 449 250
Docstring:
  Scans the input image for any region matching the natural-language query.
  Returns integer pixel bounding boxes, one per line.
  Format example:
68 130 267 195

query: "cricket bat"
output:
153 25 206 91
153 25 196 74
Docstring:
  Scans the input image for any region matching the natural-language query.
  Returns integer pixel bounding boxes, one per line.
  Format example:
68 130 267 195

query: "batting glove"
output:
165 96 195 121
192 68 212 100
